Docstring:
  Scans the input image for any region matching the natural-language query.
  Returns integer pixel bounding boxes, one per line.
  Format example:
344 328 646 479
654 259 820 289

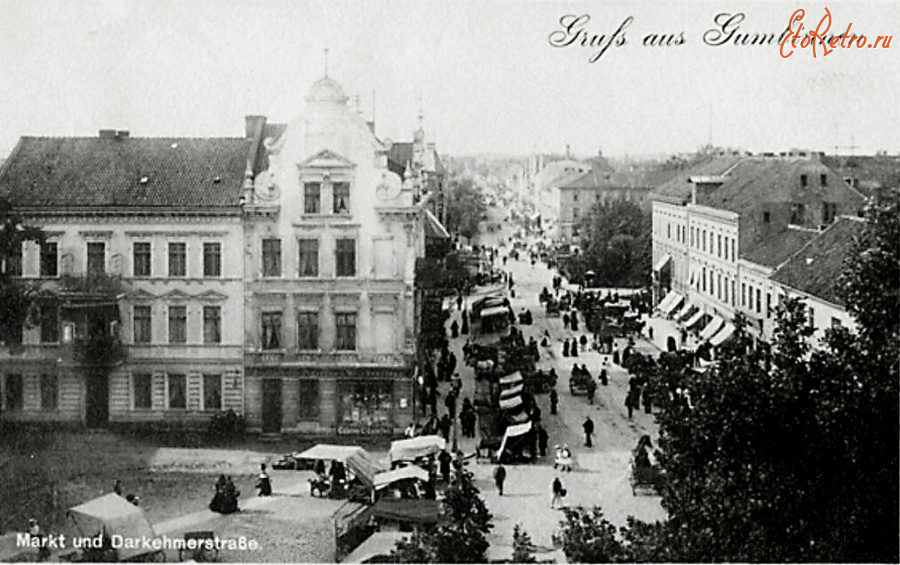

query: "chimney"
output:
245 115 266 139
99 129 117 139
566 144 571 159
116 130 129 139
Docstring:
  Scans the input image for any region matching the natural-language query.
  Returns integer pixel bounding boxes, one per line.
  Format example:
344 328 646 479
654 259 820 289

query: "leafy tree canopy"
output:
0 197 45 345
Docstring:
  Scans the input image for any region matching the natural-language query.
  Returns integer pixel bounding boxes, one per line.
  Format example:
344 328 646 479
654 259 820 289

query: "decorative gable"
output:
161 289 191 302
196 290 229 303
299 149 356 170
127 289 157 302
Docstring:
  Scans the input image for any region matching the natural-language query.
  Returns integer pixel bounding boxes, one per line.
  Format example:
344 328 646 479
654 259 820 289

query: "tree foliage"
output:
606 195 899 562
0 198 45 345
444 175 487 241
575 199 651 287
391 463 493 563
558 507 624 563
511 524 536 563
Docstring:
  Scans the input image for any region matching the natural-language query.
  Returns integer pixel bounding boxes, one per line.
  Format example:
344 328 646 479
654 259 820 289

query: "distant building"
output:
387 117 447 226
651 153 870 348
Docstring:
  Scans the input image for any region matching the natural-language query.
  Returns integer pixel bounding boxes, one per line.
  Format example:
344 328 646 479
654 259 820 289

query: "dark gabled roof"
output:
740 227 818 268
0 136 249 209
387 142 414 177
650 156 744 203
770 216 866 305
559 166 679 191
820 154 900 197
701 158 866 215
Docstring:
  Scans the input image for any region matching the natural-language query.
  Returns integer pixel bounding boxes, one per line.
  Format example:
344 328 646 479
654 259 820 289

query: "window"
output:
831 317 842 329
702 230 706 252
717 274 722 299
823 202 838 225
667 224 671 239
572 208 580 221
168 242 186 277
6 243 22 276
203 306 221 344
132 374 152 409
297 311 318 350
690 227 695 247
40 303 59 343
298 239 319 277
304 182 321 214
723 276 729 303
333 182 350 214
723 237 729 260
808 306 815 328
168 305 186 344
749 286 754 310
87 242 105 276
40 374 58 411
766 293 772 318
742 283 747 307
731 239 735 261
133 305 152 344
262 239 281 277
41 242 58 277
203 242 221 277
133 242 151 276
261 311 282 350
800 174 808 186
335 312 357 351
755 288 762 314
298 380 320 420
820 174 828 186
763 211 770 223
790 203 805 225
702 267 707 292
572 192 578 202
335 239 356 277
5 374 23 411
203 374 222 411
167 374 186 409
717 235 722 257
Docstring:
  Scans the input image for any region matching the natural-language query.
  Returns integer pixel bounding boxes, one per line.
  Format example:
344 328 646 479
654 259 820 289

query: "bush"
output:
207 410 246 442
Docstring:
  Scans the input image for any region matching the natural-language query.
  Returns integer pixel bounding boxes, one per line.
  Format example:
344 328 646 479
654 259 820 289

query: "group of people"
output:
209 475 241 514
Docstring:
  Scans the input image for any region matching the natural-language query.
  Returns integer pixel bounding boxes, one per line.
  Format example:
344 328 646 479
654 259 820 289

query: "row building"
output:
0 76 449 435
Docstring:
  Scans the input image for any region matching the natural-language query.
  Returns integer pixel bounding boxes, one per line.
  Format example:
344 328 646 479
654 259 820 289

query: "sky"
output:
0 0 898 159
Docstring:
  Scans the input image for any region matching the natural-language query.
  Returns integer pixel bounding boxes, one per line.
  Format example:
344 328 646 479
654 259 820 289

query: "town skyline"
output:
1 0 898 159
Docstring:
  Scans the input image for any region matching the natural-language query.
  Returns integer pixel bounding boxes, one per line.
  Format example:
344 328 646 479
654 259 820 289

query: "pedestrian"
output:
583 415 594 448
549 388 558 415
586 377 596 405
612 344 620 365
626 389 636 419
551 477 565 509
648 326 654 340
450 319 459 338
125 493 140 506
600 368 608 386
643 386 653 414
256 463 272 496
223 476 240 513
439 449 452 483
457 294 463 311
445 390 457 419
493 464 507 496
562 338 570 357
29 518 50 561
562 313 570 330
571 311 579 331
538 425 549 457
113 480 123 497
571 339 579 357
579 334 587 346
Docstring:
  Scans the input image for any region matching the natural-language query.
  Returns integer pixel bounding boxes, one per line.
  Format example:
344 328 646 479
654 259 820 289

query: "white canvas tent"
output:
67 494 158 561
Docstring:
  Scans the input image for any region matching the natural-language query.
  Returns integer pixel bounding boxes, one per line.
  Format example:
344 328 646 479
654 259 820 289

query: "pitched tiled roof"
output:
770 216 866 305
650 156 744 203
740 227 817 268
387 142 414 177
701 158 865 215
821 155 900 197
0 136 249 209
560 166 680 191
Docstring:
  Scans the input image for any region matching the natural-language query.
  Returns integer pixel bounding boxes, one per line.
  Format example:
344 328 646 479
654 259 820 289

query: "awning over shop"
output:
656 290 678 312
709 323 736 346
684 310 705 329
659 293 683 315
500 384 523 398
389 435 446 463
673 303 694 322
480 305 508 319
499 395 522 410
499 371 523 386
653 254 672 272
424 209 451 239
699 316 725 341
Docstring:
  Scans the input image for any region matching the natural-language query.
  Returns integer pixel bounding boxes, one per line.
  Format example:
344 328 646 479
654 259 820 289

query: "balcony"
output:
73 335 125 367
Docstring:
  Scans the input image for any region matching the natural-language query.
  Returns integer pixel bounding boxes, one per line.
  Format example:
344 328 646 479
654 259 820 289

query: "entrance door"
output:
85 371 109 428
261 378 282 433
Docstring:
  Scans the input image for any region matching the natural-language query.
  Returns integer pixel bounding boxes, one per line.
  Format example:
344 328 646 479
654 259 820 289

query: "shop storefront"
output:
337 379 395 435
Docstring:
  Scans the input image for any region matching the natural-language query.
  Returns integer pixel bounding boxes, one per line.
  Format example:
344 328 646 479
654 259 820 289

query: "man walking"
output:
551 477 565 509
583 415 594 448
493 464 507 496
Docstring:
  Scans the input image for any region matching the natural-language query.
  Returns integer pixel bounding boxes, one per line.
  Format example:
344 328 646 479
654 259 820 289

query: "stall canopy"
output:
499 395 522 410
341 531 408 564
499 372 523 386
67 494 157 562
709 323 736 346
653 255 672 272
370 498 441 525
684 310 705 329
497 421 532 459
500 384 523 398
374 466 431 490
480 306 508 319
656 291 676 312
295 444 386 488
389 436 446 463
699 316 725 341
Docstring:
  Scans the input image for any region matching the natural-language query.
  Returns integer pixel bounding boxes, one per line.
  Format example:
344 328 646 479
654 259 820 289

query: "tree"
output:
0 197 45 345
511 524 536 563
576 199 651 288
444 176 487 241
391 462 493 563
557 507 624 563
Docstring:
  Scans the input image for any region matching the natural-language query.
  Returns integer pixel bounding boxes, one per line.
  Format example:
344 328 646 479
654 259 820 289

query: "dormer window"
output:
820 174 827 186
800 174 808 187
333 182 350 214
